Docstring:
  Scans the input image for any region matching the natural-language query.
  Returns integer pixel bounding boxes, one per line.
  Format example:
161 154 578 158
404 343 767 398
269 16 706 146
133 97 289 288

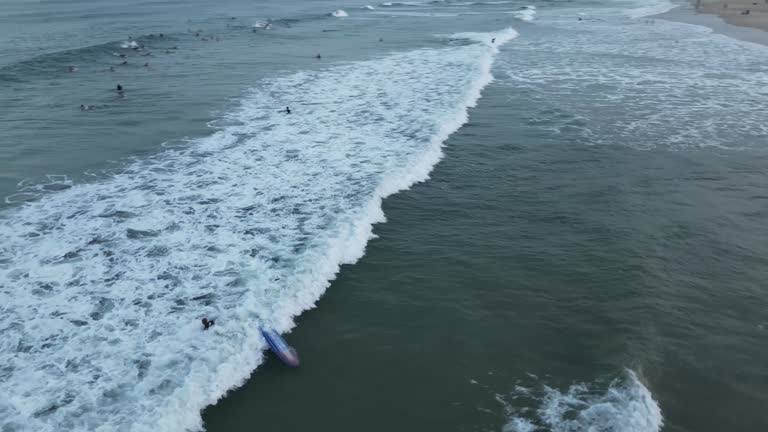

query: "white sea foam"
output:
505 5 536 21
380 1 423 6
251 21 272 29
449 27 519 46
475 0 517 5
500 370 663 432
500 10 768 149
330 9 349 17
0 28 517 432
120 40 140 49
625 0 677 18
363 4 376 10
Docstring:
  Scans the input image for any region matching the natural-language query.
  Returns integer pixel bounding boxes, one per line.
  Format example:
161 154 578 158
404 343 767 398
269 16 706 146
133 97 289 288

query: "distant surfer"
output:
80 104 90 111
116 84 123 92
316 53 322 59
202 318 215 330
143 62 149 67
285 106 291 114
491 38 496 43
68 65 78 72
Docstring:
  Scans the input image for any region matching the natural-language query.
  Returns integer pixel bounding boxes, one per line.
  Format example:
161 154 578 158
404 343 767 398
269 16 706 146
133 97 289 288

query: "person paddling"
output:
202 317 215 330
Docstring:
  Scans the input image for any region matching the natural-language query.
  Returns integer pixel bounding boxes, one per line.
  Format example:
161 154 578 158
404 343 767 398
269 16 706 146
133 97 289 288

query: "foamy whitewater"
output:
0 28 517 432
501 1 768 150
500 370 663 432
508 5 535 22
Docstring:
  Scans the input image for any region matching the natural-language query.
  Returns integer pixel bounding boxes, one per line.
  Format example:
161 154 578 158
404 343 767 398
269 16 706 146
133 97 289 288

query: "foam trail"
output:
380 1 424 6
331 9 349 17
0 28 518 432
500 370 663 432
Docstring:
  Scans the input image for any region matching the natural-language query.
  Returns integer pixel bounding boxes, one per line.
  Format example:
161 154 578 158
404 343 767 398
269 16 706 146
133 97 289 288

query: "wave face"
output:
500 370 663 432
0 28 517 432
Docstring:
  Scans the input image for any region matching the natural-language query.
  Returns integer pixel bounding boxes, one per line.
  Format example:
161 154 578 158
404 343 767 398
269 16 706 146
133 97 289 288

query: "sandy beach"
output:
692 0 768 31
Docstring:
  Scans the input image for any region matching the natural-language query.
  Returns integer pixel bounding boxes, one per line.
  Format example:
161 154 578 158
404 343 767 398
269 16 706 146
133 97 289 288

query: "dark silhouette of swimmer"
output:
202 318 215 330
316 54 322 59
285 106 291 114
491 38 496 43
121 60 128 65
143 62 149 67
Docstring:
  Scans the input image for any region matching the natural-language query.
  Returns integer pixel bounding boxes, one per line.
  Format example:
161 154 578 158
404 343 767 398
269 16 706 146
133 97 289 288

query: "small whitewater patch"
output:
380 1 423 7
363 5 376 10
0 28 518 432
330 9 349 17
505 5 536 22
448 27 519 46
120 40 139 49
499 370 663 432
625 0 677 18
251 21 272 29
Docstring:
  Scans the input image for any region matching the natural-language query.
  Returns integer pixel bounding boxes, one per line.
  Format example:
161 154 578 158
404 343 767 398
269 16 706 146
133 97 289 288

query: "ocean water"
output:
1 0 767 431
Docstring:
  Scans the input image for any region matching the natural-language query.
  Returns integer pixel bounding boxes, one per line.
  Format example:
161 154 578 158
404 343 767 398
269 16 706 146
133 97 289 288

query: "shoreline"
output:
690 0 768 31
657 0 768 46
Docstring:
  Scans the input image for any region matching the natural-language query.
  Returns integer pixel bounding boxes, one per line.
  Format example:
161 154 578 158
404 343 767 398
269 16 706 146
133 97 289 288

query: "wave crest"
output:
500 370 663 432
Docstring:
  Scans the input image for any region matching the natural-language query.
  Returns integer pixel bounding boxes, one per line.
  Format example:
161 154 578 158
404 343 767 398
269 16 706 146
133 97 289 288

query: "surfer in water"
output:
285 106 291 114
202 318 215 330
